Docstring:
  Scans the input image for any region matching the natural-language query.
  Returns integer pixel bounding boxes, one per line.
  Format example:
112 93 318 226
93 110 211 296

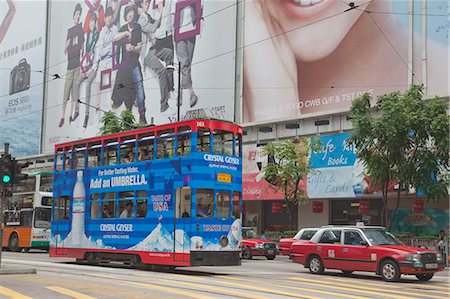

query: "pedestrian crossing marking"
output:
46 286 97 299
288 277 443 299
321 276 450 295
135 273 272 299
213 275 370 299
93 273 214 299
0 285 32 299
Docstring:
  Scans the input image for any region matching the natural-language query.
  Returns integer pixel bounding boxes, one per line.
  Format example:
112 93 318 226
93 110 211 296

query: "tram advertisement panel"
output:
51 161 241 253
43 0 236 154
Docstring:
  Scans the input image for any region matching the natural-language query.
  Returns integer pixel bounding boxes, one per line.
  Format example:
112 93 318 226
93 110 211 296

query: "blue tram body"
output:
50 120 243 267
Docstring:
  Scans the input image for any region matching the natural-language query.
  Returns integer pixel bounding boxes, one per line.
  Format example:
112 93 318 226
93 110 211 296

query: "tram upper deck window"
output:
120 142 135 164
177 134 191 157
214 130 233 155
197 128 210 152
55 150 64 171
104 141 118 166
138 133 155 161
88 144 101 167
157 137 174 159
235 134 242 157
196 189 213 218
73 150 86 169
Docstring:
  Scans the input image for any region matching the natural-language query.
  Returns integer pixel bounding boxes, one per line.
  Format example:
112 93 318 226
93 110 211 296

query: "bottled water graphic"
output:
227 219 242 249
72 170 86 247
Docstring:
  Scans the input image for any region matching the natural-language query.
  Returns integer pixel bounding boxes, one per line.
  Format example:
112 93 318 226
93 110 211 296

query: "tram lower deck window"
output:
216 191 230 218
196 189 213 218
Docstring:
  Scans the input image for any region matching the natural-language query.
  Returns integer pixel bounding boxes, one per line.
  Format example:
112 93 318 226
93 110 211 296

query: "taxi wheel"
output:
416 274 434 281
308 255 324 274
266 255 276 260
242 247 252 260
381 260 401 282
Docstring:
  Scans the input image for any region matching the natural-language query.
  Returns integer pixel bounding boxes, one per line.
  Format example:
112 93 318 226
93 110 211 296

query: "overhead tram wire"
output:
0 0 373 124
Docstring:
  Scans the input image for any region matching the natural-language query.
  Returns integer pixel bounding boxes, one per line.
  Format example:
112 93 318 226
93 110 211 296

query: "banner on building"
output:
0 0 47 157
43 0 236 153
312 201 323 213
242 0 449 123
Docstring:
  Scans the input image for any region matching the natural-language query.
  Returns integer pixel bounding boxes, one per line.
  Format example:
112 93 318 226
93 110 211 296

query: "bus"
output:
50 119 243 267
2 171 53 252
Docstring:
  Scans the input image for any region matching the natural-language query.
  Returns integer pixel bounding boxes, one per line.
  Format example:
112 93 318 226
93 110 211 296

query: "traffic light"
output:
0 154 13 186
12 159 30 184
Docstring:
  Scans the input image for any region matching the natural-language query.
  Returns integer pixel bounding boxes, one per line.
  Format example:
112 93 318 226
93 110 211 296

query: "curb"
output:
0 267 36 275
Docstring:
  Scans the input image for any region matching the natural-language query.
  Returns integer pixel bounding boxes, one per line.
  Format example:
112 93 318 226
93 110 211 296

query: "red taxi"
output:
291 226 445 282
279 228 318 257
241 227 278 260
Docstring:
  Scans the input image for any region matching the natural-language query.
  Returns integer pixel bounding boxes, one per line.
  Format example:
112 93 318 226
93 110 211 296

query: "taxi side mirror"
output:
360 240 369 247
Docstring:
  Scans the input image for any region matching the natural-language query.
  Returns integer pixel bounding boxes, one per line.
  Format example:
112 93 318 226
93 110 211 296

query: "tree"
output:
347 85 449 229
99 110 138 135
262 138 320 228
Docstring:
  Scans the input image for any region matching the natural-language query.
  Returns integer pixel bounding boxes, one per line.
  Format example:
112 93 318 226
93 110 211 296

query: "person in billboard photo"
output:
243 0 449 122
107 0 122 27
84 0 105 33
176 0 199 108
72 12 100 130
139 0 175 113
0 0 15 45
59 3 84 128
111 4 147 124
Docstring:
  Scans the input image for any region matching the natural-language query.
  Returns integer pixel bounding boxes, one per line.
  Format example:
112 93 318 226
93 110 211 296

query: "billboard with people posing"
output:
43 0 236 153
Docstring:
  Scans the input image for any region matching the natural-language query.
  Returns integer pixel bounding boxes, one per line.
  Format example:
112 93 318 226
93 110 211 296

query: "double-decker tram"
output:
50 119 243 267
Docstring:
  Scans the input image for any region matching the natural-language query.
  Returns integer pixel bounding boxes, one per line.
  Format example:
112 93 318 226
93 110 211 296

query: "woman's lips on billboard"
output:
280 0 338 20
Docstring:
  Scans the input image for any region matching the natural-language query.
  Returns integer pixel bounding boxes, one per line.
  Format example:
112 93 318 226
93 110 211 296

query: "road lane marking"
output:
93 273 213 299
288 277 444 299
46 286 96 299
214 275 370 299
321 276 450 295
134 273 272 299
169 274 206 281
0 285 33 299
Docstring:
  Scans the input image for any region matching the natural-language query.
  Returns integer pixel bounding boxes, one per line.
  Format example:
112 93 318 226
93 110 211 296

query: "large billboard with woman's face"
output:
0 0 47 157
243 0 449 123
43 0 236 153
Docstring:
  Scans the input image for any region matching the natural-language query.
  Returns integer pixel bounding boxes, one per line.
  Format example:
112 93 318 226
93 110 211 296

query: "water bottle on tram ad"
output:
72 170 86 246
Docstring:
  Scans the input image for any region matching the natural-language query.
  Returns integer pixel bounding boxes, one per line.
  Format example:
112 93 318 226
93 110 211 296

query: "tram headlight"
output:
220 235 229 248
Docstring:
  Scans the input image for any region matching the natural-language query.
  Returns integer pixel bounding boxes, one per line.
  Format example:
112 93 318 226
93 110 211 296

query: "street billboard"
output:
43 0 236 153
0 0 47 157
243 0 449 123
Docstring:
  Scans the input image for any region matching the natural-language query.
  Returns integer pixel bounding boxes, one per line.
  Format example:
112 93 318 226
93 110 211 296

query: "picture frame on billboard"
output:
112 36 131 71
100 68 112 90
174 0 201 42
67 23 84 56
80 52 94 74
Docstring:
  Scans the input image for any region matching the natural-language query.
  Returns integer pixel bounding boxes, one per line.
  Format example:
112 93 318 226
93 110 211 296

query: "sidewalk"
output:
0 264 36 275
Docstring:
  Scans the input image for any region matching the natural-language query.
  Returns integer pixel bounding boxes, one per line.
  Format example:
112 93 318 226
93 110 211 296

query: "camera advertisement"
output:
243 0 449 123
0 0 47 157
43 0 236 154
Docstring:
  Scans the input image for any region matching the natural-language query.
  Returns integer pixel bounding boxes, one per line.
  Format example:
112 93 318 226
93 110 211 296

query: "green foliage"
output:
348 85 449 223
120 109 137 132
262 138 320 204
99 110 138 135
